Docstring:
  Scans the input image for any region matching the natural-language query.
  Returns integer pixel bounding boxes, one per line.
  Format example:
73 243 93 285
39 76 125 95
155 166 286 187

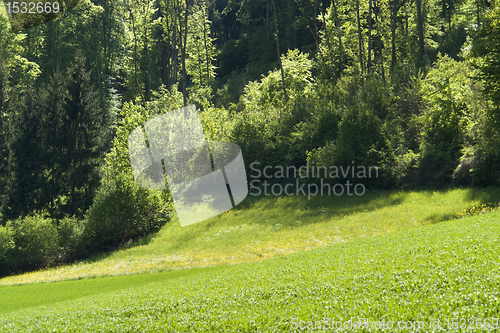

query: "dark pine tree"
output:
62 51 111 216
2 88 44 220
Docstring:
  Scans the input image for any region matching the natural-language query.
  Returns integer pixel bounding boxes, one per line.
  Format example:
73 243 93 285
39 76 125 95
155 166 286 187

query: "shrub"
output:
231 50 320 169
418 55 482 186
57 217 85 259
242 49 315 110
84 173 166 252
80 87 178 252
0 224 14 275
334 107 390 166
9 216 59 272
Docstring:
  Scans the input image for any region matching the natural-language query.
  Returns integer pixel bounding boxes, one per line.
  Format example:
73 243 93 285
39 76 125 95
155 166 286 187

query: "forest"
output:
0 0 500 276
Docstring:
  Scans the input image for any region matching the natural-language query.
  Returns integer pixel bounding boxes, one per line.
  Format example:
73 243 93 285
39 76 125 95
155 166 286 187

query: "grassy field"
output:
1 187 499 286
0 199 499 331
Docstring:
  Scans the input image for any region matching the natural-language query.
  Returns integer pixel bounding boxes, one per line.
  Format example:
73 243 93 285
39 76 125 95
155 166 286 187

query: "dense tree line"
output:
1 0 500 275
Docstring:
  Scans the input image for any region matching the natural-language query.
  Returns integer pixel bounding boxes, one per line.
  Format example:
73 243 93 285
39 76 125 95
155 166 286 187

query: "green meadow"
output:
1 187 499 285
0 188 500 331
3 0 500 330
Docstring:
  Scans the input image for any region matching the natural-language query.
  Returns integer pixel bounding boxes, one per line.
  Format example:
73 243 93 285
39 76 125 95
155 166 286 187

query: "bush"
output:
0 191 166 277
84 173 166 252
9 216 59 272
0 224 14 275
79 87 175 253
230 50 320 169
335 108 391 165
242 49 315 110
57 217 85 259
391 150 420 187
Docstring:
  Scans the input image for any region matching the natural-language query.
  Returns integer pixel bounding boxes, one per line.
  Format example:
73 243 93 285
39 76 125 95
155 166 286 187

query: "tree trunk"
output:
162 1 172 90
267 0 270 42
272 0 288 104
171 0 179 90
319 1 337 74
102 0 109 85
356 0 364 75
368 0 373 72
181 0 191 106
416 0 425 61
292 0 297 49
375 0 385 83
129 5 145 106
332 0 343 74
405 6 408 36
294 0 337 81
202 6 210 85
476 0 481 27
278 0 288 53
144 2 152 102
391 0 397 72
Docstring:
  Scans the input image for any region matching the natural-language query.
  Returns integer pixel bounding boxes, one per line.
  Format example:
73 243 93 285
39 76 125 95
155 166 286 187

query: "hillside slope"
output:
1 188 499 286
0 207 499 331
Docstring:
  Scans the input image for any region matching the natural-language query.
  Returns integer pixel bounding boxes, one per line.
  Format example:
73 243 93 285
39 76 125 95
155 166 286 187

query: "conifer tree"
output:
186 0 218 88
2 88 44 219
62 51 112 215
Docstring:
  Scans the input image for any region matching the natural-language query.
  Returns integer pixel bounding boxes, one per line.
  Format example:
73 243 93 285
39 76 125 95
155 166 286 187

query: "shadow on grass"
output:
230 185 500 229
74 186 500 265
230 188 409 225
236 188 404 210
463 187 500 204
69 220 172 266
425 213 458 223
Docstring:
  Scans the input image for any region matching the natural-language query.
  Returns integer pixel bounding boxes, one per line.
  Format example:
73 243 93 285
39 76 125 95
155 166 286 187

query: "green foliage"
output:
332 107 390 172
306 140 336 168
6 0 65 33
198 105 233 142
320 0 361 75
1 0 498 223
230 50 319 167
0 9 41 85
104 85 183 180
0 225 14 276
2 89 45 219
357 76 394 120
242 49 315 110
84 173 165 252
0 8 41 207
305 77 394 186
1 0 500 284
0 215 85 276
472 1 500 107
57 217 85 259
0 87 182 276
418 55 483 185
2 51 112 220
85 86 182 252
470 2 500 185
230 107 271 166
1 207 500 330
391 149 420 186
8 216 59 272
186 1 218 89
305 102 341 149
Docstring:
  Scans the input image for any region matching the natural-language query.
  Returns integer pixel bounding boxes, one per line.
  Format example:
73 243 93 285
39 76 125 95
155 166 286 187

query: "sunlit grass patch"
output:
0 208 499 330
1 187 499 285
